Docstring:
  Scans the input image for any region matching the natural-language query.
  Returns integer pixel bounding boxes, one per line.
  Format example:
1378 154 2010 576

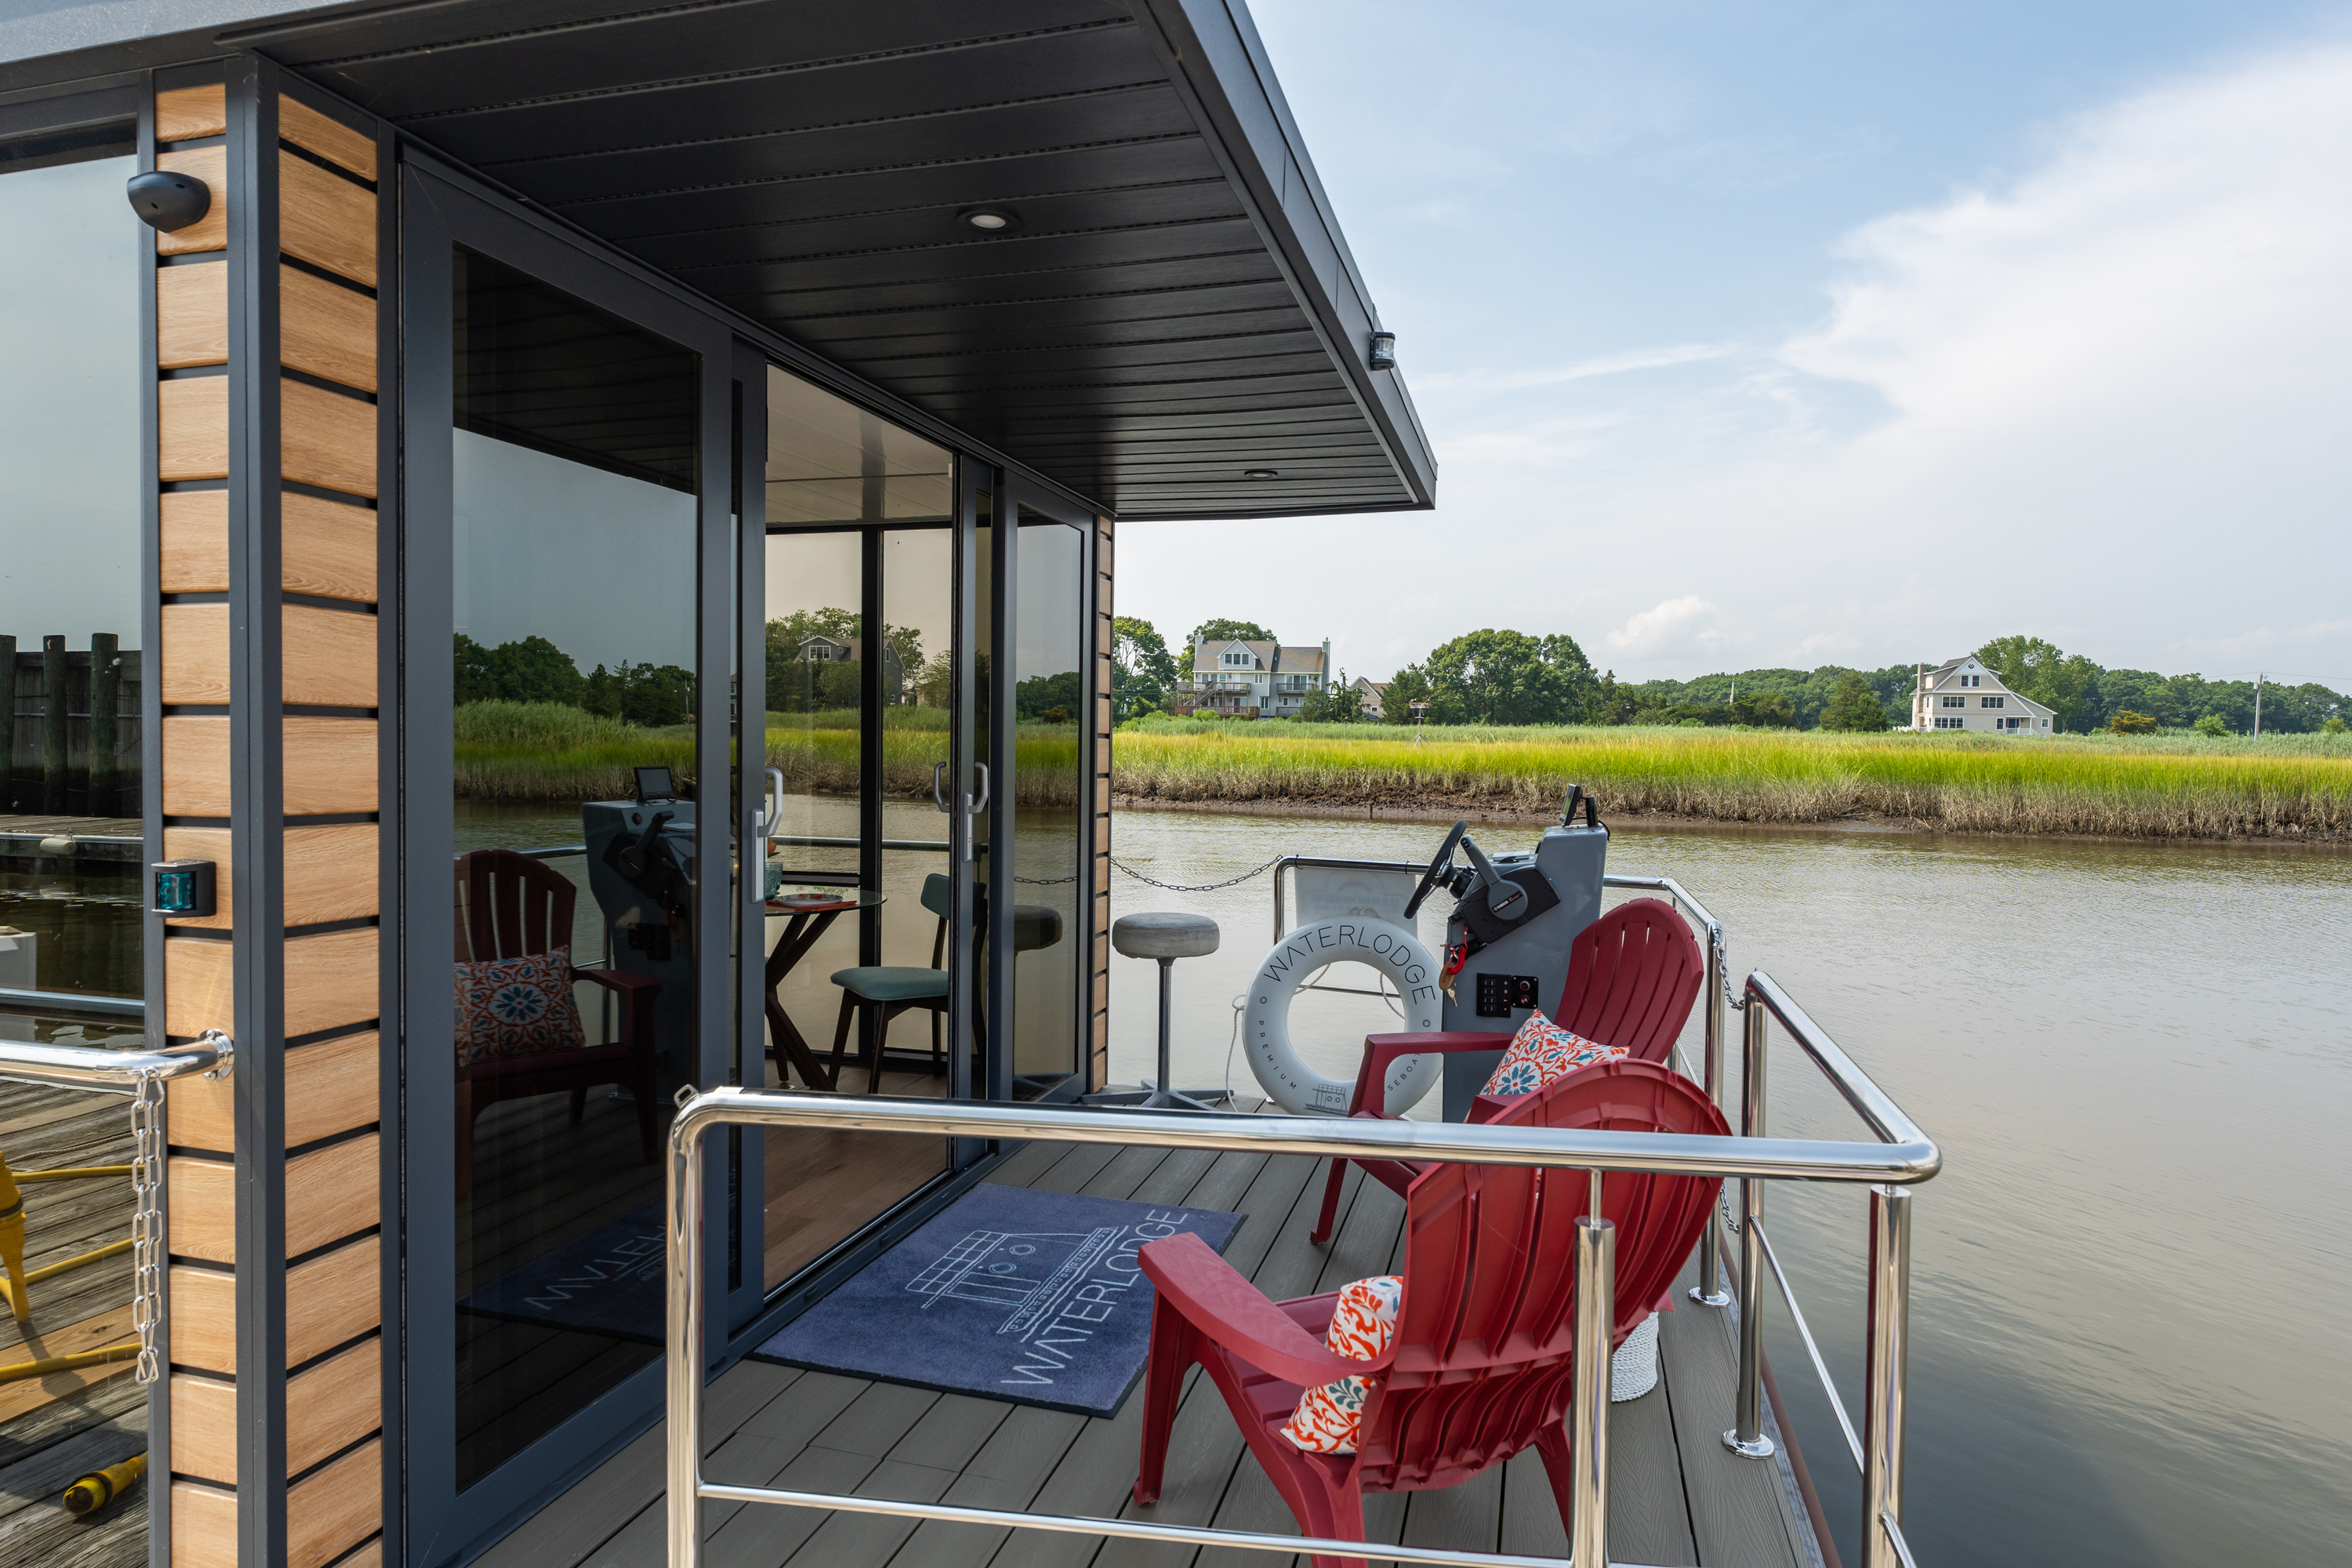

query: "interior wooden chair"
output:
1311 897 1702 1243
1133 1061 1727 1568
455 848 661 1200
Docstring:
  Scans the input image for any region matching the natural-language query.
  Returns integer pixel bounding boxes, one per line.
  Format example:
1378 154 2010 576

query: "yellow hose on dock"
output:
63 1451 147 1515
0 1152 25 1322
16 1166 131 1182
0 1344 137 1386
23 1236 133 1286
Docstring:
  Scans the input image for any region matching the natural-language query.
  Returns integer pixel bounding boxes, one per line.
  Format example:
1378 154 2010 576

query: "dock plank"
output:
1658 1264 1803 1568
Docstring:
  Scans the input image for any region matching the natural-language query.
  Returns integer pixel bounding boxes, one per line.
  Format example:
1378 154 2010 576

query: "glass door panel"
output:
447 246 699 1488
757 366 959 1294
1006 506 1087 1098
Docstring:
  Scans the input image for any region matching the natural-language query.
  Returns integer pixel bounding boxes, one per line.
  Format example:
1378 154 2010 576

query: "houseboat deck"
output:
481 1120 1818 1568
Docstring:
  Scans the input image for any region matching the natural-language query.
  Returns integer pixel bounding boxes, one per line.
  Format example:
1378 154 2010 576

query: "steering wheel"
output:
1402 819 1470 920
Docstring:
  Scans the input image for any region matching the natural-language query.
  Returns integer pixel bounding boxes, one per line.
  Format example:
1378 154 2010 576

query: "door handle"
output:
933 762 952 814
759 767 785 836
967 763 990 816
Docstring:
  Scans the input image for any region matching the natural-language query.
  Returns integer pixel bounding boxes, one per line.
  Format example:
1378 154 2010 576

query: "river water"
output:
1102 808 2352 1568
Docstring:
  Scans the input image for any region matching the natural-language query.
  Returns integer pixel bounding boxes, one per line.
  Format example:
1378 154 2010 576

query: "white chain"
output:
129 1068 166 1385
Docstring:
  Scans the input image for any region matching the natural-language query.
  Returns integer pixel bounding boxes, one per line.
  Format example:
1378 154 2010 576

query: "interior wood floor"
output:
482 1128 1816 1568
760 1062 949 1292
0 1080 147 1568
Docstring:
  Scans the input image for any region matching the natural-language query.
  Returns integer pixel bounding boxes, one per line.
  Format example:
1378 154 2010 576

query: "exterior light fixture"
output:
958 206 1019 234
126 169 211 231
1243 468 1279 480
1367 331 1397 370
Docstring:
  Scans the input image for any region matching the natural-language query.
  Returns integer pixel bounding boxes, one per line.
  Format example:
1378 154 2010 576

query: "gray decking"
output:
482 1134 1815 1568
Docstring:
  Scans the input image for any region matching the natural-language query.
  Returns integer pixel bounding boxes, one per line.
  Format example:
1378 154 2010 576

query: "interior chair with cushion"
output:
827 874 1066 1094
1311 897 1701 1243
1133 1061 1727 1568
455 848 661 1200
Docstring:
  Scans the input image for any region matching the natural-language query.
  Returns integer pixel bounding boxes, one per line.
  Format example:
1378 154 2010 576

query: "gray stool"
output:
1085 913 1232 1112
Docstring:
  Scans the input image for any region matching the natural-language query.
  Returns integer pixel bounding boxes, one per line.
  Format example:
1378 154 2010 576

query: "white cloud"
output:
1605 596 1726 659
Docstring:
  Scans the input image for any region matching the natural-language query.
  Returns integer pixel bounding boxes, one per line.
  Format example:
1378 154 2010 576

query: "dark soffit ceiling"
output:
266 0 1437 521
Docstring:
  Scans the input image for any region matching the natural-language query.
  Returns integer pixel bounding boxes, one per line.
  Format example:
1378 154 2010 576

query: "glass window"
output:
0 115 148 1523
448 247 699 1489
1007 510 1085 1098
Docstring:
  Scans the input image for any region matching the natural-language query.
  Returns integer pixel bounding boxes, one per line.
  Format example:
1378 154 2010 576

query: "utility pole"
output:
2254 673 2263 738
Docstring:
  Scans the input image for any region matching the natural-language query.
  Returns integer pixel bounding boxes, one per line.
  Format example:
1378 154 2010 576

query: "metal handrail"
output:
1751 1215 1864 1472
0 1030 231 1093
663 971 1936 1568
0 985 145 1021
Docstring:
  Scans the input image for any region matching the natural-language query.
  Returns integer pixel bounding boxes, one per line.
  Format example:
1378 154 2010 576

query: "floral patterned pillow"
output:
1282 1275 1404 1454
1480 1009 1627 1098
455 947 586 1067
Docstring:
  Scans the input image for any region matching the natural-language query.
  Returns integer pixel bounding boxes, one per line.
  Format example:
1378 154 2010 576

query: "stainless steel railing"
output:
663 970 1936 1568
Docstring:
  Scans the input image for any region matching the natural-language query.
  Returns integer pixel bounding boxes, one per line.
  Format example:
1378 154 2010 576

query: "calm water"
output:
1102 809 2352 1568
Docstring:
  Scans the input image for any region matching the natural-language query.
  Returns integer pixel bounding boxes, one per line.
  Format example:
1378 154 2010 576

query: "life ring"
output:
1243 919 1445 1116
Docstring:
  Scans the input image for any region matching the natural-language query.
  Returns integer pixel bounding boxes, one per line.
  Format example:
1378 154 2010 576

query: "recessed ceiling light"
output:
1243 468 1279 480
959 206 1018 233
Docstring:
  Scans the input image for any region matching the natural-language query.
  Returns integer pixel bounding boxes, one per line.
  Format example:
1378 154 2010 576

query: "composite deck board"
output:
510 1135 1811 1568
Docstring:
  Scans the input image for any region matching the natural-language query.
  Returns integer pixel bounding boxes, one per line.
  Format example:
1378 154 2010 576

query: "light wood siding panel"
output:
285 925 379 1036
280 95 378 180
1094 815 1111 855
168 1155 234 1263
337 1541 385 1568
164 491 376 601
164 935 233 1038
158 260 228 368
169 1265 236 1373
286 717 378 814
162 716 230 815
283 603 376 708
170 1029 379 1151
163 821 381 931
154 145 226 256
280 152 376 288
288 1338 381 1475
289 1236 380 1367
171 1374 238 1485
282 265 376 393
160 603 231 705
172 1479 239 1568
282 491 377 602
160 489 230 593
289 1436 381 1568
156 83 227 142
158 374 229 481
281 377 376 498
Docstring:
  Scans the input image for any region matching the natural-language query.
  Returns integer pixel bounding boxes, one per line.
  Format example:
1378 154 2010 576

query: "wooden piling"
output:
89 633 119 818
40 635 66 814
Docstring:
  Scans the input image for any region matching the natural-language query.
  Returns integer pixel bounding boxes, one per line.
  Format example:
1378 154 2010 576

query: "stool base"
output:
1083 1083 1232 1113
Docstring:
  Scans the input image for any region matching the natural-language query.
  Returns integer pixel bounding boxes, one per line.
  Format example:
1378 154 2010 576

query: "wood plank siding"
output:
153 76 389 1568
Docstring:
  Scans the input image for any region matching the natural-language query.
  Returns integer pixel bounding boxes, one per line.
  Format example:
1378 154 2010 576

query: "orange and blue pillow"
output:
1480 1009 1626 1098
1282 1274 1404 1454
455 946 586 1065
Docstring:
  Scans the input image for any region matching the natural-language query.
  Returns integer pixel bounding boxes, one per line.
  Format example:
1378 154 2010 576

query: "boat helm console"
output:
1414 788 1610 1120
583 775 698 1078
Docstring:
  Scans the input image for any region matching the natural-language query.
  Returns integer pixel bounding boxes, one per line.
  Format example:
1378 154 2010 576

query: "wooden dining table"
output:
762 889 884 1091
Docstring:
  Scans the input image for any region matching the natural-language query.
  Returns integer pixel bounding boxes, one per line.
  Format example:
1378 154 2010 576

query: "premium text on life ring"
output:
1243 919 1444 1116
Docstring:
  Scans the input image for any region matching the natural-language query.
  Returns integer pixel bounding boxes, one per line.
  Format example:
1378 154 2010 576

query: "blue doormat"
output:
459 1200 665 1343
752 1183 1244 1417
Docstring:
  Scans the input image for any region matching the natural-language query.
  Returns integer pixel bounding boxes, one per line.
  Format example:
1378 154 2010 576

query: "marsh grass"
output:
1111 726 2352 840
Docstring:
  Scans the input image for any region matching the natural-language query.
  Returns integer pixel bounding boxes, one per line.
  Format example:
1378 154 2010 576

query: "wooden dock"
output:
485 1135 1817 1568
0 1079 146 1568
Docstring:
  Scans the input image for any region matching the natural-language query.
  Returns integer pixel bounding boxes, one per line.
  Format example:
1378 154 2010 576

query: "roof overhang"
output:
0 0 1436 522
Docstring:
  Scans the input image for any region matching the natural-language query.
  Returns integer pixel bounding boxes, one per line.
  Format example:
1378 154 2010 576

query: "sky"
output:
1117 0 2352 687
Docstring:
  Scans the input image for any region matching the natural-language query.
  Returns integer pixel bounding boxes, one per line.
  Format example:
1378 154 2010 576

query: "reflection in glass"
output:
0 123 151 1530
449 249 698 1487
1007 512 1084 1097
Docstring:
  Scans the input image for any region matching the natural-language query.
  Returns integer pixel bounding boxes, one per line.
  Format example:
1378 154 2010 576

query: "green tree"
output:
1112 615 1181 718
1422 629 1588 725
1299 670 1364 723
1976 636 2099 731
1015 670 1083 724
2192 713 2229 737
1189 618 1275 649
1730 688 1798 728
2107 710 2158 735
454 633 499 706
2322 716 2348 735
1818 671 1889 731
1587 670 1634 725
453 633 587 707
1382 662 1435 724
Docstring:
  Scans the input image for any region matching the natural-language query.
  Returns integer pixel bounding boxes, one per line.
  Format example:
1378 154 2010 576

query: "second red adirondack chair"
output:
1311 896 1702 1244
1133 1060 1727 1568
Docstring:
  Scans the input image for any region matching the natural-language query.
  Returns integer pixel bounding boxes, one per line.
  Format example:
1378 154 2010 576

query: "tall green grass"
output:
1111 725 2352 840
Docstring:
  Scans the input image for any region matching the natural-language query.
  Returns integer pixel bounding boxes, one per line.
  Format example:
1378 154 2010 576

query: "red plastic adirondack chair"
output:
1311 897 1702 1244
455 849 662 1199
1134 1061 1727 1568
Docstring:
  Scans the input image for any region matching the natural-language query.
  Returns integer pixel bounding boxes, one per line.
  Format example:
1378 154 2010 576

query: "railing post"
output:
666 1106 708 1568
1861 1184 1912 1568
1724 992 1774 1457
1570 1207 1614 1568
1691 920 1731 1308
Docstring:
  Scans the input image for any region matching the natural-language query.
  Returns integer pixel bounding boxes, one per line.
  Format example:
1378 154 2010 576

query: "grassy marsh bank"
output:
1110 724 2352 841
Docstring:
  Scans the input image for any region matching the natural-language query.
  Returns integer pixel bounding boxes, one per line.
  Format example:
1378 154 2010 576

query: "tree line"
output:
1109 618 2350 735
